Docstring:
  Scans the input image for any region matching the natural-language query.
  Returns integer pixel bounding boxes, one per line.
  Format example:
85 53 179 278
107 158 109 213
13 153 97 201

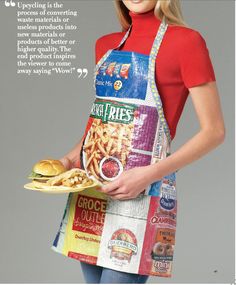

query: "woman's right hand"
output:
59 156 74 170
59 136 84 170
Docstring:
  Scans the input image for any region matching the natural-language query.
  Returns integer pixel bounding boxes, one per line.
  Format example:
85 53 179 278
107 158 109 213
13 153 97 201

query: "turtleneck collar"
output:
128 9 161 36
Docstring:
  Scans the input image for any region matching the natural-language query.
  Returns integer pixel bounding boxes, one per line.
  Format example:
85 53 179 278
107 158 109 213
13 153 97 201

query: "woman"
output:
51 0 225 283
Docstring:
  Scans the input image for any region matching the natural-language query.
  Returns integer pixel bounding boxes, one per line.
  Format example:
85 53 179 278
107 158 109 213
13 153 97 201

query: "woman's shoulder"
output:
96 32 125 48
96 31 126 42
95 31 126 51
168 24 207 46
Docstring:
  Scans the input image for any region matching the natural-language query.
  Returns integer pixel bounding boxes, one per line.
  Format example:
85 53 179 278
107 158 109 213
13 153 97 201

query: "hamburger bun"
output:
28 159 67 185
33 159 66 177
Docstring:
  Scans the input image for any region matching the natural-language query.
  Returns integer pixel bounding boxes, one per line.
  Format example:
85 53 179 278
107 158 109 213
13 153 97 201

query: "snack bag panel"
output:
82 99 160 184
139 173 177 277
95 51 149 100
97 195 151 274
53 189 108 265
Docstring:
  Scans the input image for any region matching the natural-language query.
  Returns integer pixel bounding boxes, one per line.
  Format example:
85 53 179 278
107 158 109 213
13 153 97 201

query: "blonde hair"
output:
114 0 188 31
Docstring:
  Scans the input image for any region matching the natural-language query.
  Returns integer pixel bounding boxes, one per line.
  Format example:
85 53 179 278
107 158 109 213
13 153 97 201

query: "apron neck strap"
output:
148 17 172 144
149 17 168 58
148 17 168 83
113 16 167 53
113 24 133 51
94 16 168 71
93 24 132 76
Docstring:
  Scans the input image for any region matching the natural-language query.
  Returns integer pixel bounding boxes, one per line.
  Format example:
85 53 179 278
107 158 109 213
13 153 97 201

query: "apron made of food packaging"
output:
51 17 178 278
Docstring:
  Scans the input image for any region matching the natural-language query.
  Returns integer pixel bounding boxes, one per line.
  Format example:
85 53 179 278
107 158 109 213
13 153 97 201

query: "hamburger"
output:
28 159 67 188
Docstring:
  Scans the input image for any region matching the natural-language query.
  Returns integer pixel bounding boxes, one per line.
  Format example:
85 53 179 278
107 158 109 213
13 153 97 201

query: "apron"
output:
51 17 178 278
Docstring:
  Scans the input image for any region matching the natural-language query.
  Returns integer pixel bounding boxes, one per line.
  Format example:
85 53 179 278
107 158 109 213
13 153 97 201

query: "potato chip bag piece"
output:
120 64 131 79
106 62 116 77
113 63 122 77
99 62 108 75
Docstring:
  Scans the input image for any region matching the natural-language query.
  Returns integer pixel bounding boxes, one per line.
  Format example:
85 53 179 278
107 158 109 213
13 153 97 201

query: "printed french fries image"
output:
83 118 134 182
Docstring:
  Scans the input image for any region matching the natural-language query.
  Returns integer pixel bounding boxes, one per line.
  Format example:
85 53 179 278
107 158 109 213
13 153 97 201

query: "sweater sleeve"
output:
95 39 100 64
95 40 99 64
179 30 216 89
95 37 106 65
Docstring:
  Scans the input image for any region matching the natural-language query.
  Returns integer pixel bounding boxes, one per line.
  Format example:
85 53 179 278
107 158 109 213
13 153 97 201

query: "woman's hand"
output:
98 166 155 200
59 135 85 170
59 156 74 170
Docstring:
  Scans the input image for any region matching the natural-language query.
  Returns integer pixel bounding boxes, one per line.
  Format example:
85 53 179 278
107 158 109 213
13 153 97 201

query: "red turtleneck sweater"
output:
94 10 216 140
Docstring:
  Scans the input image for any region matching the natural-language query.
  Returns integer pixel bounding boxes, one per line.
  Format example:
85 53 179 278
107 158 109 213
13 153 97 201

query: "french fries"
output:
83 118 134 182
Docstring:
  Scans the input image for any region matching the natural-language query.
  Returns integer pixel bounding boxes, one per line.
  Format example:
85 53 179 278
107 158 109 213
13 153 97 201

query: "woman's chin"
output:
122 0 157 14
129 7 154 14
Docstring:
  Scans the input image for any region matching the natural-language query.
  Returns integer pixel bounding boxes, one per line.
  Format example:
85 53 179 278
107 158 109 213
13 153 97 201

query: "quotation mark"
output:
77 68 88 78
4 0 15 7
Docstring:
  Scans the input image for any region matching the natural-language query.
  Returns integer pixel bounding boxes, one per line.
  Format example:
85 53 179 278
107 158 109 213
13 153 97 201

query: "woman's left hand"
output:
98 166 153 200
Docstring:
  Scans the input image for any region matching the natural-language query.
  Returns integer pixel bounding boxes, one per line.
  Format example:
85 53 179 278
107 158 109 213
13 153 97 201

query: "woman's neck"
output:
129 9 161 36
